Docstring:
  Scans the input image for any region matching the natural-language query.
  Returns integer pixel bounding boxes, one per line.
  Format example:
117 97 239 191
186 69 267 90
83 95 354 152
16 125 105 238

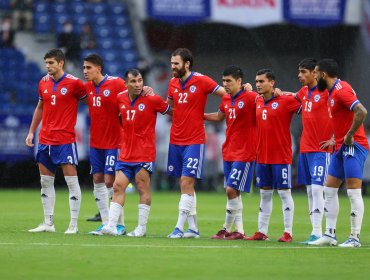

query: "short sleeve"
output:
286 95 302 113
153 94 170 115
201 75 220 95
75 79 87 100
295 87 305 102
337 87 360 111
38 80 43 100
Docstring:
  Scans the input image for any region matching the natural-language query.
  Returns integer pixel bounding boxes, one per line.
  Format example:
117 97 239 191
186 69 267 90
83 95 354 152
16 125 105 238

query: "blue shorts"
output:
115 160 155 182
298 152 331 186
328 142 368 180
256 163 292 189
90 147 118 175
224 161 255 193
36 143 78 174
167 144 205 179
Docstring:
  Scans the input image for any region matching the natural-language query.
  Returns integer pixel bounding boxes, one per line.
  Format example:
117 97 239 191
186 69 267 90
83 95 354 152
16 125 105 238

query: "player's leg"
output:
309 151 343 246
298 153 313 233
245 164 272 241
339 143 367 247
29 145 57 233
275 164 294 242
127 163 153 237
102 163 132 236
59 143 81 234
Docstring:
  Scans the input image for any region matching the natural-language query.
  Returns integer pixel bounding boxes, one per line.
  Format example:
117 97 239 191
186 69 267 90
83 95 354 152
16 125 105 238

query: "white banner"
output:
211 0 283 27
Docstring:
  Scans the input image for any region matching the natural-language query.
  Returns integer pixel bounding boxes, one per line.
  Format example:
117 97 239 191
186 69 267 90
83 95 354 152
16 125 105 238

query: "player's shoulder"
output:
336 80 352 91
65 74 81 81
117 89 128 99
242 90 258 99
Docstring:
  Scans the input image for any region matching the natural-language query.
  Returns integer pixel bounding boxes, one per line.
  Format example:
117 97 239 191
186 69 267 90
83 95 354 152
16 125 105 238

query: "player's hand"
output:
42 74 50 82
243 83 253 92
25 133 34 147
273 88 283 96
319 138 336 150
142 86 154 96
343 133 354 146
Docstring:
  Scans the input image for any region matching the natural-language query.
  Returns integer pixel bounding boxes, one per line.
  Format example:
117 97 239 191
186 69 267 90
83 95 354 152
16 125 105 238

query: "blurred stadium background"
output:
1 0 370 192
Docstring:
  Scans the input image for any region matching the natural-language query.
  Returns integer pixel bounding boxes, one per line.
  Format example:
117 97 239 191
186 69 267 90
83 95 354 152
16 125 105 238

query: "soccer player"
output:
25 49 86 234
245 69 301 242
204 66 257 240
166 48 226 238
294 58 334 243
83 54 126 235
101 69 170 237
309 59 368 247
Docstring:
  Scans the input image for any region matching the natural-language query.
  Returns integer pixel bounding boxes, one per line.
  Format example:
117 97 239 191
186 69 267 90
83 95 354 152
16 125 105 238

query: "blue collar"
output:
52 73 67 92
129 91 142 107
231 90 243 106
180 72 194 90
329 79 340 95
94 74 108 94
263 95 275 105
308 85 317 99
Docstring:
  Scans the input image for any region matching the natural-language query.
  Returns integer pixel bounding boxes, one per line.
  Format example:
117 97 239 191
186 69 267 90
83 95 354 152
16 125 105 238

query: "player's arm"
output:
344 103 368 145
166 97 174 109
320 134 336 151
213 86 227 97
25 100 43 147
204 111 225 122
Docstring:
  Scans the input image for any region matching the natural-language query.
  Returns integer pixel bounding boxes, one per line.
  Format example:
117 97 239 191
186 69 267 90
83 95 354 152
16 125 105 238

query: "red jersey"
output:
256 94 301 164
117 92 170 162
328 79 369 150
168 72 220 145
38 73 86 145
219 90 258 162
85 75 126 149
296 86 333 153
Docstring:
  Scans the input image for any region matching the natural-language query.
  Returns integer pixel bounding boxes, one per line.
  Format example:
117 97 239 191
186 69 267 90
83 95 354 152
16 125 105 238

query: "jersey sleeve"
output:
295 87 305 102
167 79 174 100
286 95 302 113
38 80 43 100
219 96 226 113
337 87 360 111
202 75 220 95
153 94 170 115
75 79 87 100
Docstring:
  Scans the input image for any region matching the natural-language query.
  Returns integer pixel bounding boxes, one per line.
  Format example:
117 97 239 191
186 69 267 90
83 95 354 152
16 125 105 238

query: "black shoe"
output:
86 212 102 222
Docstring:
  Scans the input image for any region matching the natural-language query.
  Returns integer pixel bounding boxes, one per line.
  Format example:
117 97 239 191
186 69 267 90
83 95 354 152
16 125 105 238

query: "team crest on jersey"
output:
330 99 335 107
238 101 244 109
103 89 110 97
60 87 68 95
314 94 320 102
190 85 197 93
271 102 278 109
138 104 145 111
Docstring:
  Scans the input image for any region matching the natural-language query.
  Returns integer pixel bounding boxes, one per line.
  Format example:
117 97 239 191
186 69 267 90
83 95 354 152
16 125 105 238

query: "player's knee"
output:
226 187 239 199
180 176 195 193
40 175 55 189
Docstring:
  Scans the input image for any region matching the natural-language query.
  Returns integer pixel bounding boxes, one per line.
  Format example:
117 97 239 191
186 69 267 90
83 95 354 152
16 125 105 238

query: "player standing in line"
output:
101 69 171 237
166 48 226 238
83 54 126 235
245 69 301 242
294 58 334 243
309 59 368 247
26 49 86 234
204 66 257 240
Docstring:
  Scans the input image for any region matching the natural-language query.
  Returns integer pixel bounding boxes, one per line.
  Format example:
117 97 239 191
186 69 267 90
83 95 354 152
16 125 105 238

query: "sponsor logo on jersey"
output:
103 89 110 97
314 94 320 102
225 105 228 109
330 99 334 107
89 91 93 95
271 102 278 109
43 89 48 94
238 101 244 109
190 85 196 93
174 89 178 93
138 104 145 111
121 105 126 109
303 96 306 100
257 105 261 109
168 165 174 172
60 87 68 95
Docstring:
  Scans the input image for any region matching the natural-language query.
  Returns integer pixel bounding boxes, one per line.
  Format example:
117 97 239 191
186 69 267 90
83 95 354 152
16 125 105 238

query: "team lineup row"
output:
25 48 368 247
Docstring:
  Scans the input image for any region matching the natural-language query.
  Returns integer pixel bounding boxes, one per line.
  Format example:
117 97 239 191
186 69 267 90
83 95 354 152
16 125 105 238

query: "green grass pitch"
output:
0 189 369 280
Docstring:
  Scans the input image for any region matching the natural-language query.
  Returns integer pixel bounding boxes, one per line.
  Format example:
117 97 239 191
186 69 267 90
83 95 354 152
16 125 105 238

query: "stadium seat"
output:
110 3 127 15
91 3 108 15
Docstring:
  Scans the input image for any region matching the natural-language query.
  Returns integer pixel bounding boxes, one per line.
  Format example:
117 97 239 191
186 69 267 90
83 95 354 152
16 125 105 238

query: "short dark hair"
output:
316 59 339 78
256 69 275 81
44 49 65 63
84 54 104 72
171 48 193 70
298 58 317 71
222 66 243 81
124 68 142 80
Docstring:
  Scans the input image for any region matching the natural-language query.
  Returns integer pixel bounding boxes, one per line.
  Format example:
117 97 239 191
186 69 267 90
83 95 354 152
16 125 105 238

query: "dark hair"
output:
44 49 65 63
171 48 193 70
222 66 243 81
298 58 317 71
84 54 104 72
124 68 142 80
256 69 275 81
316 59 339 78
